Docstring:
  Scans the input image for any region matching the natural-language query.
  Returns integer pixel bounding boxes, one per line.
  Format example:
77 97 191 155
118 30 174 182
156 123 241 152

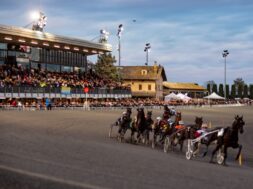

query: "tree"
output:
225 84 229 99
95 52 119 81
212 84 217 93
250 85 253 99
237 84 243 98
218 84 224 97
231 84 236 99
205 80 215 93
207 84 211 94
234 78 245 87
243 85 248 98
233 78 245 98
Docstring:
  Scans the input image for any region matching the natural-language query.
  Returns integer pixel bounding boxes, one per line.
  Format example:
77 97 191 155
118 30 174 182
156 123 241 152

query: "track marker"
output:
239 154 243 166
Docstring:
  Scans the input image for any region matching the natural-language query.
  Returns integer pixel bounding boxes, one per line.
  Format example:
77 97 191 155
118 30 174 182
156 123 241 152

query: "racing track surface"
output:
0 106 253 189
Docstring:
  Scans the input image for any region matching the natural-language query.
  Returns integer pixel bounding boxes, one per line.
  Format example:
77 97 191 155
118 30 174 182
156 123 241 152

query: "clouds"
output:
0 0 253 85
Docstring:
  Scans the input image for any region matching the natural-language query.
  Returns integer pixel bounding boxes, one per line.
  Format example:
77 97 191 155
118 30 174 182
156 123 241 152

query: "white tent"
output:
203 92 225 100
164 92 180 102
177 93 191 102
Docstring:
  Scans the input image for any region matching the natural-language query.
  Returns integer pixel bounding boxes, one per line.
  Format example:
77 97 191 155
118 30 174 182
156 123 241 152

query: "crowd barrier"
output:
0 86 132 99
0 103 248 112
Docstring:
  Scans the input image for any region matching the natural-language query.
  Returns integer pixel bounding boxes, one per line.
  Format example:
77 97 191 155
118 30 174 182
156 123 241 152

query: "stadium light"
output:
32 11 47 32
144 43 151 66
222 50 229 100
117 24 123 66
30 11 40 21
100 29 110 43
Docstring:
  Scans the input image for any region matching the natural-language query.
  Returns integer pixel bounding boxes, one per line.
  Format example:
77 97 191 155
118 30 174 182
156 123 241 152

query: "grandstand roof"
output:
119 65 167 81
163 82 206 91
0 24 112 55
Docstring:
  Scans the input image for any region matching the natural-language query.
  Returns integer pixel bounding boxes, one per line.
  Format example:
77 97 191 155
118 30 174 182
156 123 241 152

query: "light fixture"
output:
74 47 79 51
83 49 89 53
4 37 12 41
31 40 38 44
32 11 47 32
18 39 26 43
54 44 60 48
100 29 110 42
64 46 70 50
43 42 49 46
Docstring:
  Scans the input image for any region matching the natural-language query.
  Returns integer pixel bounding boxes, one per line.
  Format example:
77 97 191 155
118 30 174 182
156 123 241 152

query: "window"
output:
139 84 142 90
141 69 147 75
148 84 151 91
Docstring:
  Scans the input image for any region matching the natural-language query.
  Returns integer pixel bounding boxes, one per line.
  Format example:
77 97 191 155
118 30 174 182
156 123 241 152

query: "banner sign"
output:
61 87 71 95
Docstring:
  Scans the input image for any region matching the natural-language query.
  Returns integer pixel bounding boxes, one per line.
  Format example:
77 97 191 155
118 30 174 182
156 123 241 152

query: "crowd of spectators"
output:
0 64 128 90
0 97 251 111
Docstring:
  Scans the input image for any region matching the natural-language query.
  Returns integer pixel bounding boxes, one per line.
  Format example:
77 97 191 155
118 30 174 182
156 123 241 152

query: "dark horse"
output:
131 108 151 143
117 107 132 141
163 105 175 119
210 115 245 165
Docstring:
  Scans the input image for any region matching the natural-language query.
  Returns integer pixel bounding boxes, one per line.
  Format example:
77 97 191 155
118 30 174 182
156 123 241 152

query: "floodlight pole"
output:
117 24 123 66
144 43 151 66
222 50 229 100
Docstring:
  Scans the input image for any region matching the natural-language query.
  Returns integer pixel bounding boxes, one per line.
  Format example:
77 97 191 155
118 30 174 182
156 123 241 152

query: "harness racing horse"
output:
210 115 245 165
163 105 176 119
144 111 154 144
109 108 132 141
152 111 179 150
165 116 203 153
118 108 132 141
166 111 184 151
131 108 150 144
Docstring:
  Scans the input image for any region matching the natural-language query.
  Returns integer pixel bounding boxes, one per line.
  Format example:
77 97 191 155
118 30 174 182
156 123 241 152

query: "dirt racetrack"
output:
0 106 252 189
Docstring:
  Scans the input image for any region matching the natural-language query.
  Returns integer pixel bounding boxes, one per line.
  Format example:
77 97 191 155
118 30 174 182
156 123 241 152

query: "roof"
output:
119 65 167 81
163 82 206 91
203 92 225 99
0 24 112 55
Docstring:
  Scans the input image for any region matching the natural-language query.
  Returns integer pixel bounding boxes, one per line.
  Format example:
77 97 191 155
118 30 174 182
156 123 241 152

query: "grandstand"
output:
0 24 131 101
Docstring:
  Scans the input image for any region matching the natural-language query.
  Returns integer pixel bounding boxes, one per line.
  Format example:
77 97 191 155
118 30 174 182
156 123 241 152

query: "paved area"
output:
0 106 252 189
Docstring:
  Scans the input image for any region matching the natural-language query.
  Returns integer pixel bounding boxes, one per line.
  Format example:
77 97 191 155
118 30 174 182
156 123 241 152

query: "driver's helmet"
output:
156 116 162 121
201 123 208 129
122 111 127 115
171 109 176 115
167 118 173 126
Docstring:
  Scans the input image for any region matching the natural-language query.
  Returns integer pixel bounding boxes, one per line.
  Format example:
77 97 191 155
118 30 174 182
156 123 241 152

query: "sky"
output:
0 0 253 86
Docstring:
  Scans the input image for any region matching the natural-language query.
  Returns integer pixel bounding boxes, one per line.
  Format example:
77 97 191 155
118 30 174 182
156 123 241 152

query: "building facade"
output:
163 82 207 98
0 24 131 100
119 63 167 100
0 24 111 72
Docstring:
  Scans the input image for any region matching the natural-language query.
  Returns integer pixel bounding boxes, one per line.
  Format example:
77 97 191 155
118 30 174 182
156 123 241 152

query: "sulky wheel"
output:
217 149 224 165
163 136 171 153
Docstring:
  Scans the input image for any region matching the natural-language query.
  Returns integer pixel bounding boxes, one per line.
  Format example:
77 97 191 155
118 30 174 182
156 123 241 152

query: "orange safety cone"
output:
239 154 243 166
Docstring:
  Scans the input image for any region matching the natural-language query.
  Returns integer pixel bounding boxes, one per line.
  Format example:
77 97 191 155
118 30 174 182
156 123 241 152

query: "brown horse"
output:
210 115 245 166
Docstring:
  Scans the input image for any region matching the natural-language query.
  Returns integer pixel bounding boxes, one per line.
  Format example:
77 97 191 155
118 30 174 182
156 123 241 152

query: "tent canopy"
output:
164 92 180 101
176 93 191 102
203 92 225 100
